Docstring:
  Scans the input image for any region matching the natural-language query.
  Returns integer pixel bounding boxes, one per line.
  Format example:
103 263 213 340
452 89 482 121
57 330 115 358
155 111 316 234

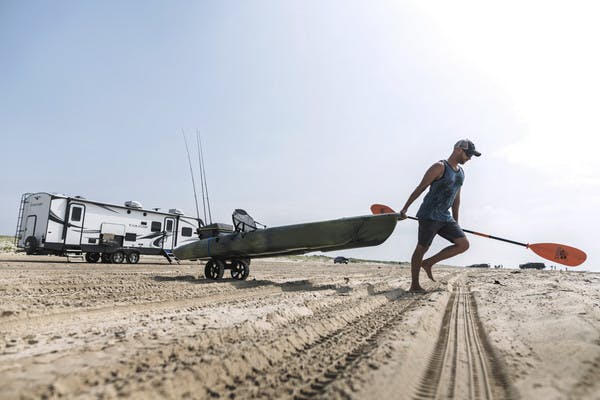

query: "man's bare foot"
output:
408 286 426 293
421 262 436 282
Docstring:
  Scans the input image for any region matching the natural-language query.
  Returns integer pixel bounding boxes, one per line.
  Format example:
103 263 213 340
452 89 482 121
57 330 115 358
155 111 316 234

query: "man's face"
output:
459 148 472 164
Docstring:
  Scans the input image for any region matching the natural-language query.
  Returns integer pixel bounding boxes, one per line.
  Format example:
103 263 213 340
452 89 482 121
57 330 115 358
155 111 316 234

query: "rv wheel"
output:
231 259 250 280
85 252 100 263
101 253 112 263
127 252 140 264
111 251 125 264
24 236 38 255
204 260 224 280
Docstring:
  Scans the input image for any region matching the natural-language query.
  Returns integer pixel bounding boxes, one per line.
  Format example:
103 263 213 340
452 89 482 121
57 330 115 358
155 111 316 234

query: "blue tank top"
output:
416 160 464 222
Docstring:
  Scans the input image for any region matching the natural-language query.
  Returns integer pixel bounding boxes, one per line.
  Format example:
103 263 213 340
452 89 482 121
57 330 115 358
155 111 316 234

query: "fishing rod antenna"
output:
181 129 202 227
196 130 208 224
197 130 213 224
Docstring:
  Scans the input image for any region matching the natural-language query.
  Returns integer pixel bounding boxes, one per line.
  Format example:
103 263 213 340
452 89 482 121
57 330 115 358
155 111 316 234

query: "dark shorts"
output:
418 220 466 248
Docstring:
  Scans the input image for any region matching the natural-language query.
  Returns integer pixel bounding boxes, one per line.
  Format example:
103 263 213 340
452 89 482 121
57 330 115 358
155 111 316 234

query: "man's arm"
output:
400 162 444 219
451 188 461 221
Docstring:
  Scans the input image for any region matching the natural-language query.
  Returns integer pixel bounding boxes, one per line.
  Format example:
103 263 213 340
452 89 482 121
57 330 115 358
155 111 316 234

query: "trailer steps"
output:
161 249 180 264
65 250 84 262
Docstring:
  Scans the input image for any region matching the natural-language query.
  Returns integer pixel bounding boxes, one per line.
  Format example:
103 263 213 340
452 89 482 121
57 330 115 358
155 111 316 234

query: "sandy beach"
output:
0 253 599 399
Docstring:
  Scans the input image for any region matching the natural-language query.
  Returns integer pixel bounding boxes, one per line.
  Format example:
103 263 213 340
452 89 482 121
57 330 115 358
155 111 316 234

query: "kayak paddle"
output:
370 203 587 267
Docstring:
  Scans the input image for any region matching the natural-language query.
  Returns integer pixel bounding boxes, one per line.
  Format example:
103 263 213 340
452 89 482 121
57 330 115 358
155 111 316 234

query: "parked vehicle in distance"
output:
467 263 490 268
334 256 349 264
519 262 546 270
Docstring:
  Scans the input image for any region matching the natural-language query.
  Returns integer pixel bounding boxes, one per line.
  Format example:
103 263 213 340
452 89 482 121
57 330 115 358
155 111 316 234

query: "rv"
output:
14 192 200 263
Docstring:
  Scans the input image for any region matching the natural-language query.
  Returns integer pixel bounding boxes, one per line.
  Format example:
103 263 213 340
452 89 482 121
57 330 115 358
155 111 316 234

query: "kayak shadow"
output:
152 275 415 297
152 275 353 294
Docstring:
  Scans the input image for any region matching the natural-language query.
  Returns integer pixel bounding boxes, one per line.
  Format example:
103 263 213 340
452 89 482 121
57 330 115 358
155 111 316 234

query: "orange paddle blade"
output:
528 243 587 267
371 204 395 214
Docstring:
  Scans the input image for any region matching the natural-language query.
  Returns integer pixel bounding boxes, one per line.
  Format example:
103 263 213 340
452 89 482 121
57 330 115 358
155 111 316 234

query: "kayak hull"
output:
172 214 397 260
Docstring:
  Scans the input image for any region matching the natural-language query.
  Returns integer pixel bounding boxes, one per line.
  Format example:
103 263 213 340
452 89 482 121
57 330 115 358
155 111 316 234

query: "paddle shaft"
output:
403 216 529 248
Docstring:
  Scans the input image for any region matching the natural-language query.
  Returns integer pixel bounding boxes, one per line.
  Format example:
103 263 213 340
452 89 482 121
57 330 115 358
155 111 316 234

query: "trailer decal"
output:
49 211 64 225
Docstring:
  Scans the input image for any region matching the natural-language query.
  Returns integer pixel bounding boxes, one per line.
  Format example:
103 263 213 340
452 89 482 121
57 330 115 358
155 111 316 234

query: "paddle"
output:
370 204 587 267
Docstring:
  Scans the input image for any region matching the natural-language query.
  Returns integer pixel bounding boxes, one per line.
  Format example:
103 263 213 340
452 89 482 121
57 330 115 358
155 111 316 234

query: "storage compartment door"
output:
24 215 37 243
100 223 125 247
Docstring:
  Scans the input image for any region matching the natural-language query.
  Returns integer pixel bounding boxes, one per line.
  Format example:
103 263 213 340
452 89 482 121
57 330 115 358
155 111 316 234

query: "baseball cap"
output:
455 139 481 157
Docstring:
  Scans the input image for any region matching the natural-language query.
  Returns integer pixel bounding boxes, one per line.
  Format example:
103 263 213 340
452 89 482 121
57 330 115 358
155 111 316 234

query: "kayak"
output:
172 213 397 260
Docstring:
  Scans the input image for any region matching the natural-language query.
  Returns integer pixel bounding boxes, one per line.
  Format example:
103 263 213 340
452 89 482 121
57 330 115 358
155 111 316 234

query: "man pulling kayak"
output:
399 139 481 292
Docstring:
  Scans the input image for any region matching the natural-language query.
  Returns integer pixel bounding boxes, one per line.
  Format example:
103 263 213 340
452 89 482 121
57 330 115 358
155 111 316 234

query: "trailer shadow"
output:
0 258 177 265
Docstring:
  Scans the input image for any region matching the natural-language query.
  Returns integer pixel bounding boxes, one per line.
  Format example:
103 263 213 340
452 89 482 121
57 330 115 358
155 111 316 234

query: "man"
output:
399 139 481 292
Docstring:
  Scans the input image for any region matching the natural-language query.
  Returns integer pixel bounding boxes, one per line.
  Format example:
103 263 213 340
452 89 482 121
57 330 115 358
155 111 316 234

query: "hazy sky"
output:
1 1 598 270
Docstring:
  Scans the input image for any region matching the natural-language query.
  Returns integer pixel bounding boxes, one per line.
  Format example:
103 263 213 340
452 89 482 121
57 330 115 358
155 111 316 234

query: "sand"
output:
0 253 599 399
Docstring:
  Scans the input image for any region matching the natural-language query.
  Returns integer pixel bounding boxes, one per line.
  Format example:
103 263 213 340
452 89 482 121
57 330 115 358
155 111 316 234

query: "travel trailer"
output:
14 192 200 263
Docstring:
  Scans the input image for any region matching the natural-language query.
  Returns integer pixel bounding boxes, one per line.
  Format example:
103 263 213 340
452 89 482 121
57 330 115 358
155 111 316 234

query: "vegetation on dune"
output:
0 235 409 263
286 254 408 266
0 236 17 253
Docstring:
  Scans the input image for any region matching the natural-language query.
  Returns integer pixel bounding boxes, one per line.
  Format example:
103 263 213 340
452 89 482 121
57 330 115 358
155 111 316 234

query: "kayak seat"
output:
232 209 265 233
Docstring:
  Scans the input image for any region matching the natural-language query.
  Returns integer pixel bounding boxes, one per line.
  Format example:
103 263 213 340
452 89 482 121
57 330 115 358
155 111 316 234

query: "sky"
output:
1 0 598 271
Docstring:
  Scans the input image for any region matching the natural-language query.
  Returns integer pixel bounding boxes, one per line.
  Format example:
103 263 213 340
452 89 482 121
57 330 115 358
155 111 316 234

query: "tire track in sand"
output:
412 280 517 400
224 288 422 399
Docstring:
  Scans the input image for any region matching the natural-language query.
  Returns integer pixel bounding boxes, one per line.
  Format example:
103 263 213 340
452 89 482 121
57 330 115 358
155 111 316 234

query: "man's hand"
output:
399 209 408 220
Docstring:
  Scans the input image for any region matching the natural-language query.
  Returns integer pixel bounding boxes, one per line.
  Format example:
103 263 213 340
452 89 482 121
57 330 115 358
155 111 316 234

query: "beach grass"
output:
0 235 16 253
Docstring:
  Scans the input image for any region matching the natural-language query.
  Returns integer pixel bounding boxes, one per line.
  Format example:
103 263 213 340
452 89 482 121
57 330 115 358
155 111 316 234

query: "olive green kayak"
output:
172 213 397 260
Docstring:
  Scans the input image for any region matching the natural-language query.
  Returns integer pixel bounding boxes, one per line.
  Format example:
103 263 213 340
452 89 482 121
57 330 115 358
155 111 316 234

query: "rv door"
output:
163 217 175 250
65 204 85 245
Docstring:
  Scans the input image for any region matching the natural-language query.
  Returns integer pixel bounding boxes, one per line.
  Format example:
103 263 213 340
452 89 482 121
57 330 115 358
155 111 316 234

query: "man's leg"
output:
421 237 470 281
409 244 428 292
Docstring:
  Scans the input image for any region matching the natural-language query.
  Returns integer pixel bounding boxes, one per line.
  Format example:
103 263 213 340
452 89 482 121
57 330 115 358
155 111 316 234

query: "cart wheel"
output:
24 236 38 255
101 253 112 263
231 259 250 280
127 252 140 264
85 252 100 263
204 260 224 280
111 251 125 264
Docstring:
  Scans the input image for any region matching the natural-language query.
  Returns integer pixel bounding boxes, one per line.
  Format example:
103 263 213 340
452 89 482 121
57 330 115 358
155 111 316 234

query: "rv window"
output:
125 233 137 241
181 227 193 237
151 221 161 232
141 221 147 226
166 220 173 232
71 207 82 222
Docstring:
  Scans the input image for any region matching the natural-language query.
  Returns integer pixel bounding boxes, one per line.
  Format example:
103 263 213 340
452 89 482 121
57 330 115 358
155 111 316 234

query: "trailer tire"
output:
205 260 224 280
101 253 112 263
127 252 140 264
111 251 125 264
231 259 250 280
85 252 100 263
24 236 38 255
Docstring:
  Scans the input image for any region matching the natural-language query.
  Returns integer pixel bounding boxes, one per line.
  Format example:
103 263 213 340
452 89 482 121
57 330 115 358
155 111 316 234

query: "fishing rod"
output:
197 130 212 224
182 129 202 226
370 203 587 267
196 130 208 224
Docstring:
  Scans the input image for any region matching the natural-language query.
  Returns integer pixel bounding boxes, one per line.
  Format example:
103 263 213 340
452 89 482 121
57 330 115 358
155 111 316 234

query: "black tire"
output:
204 259 224 280
127 252 140 264
101 253 112 263
111 251 125 264
24 236 38 255
231 259 250 280
85 252 100 263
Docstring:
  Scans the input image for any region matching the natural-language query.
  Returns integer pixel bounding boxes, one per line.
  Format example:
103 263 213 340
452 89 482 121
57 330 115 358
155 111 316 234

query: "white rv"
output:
15 192 200 263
